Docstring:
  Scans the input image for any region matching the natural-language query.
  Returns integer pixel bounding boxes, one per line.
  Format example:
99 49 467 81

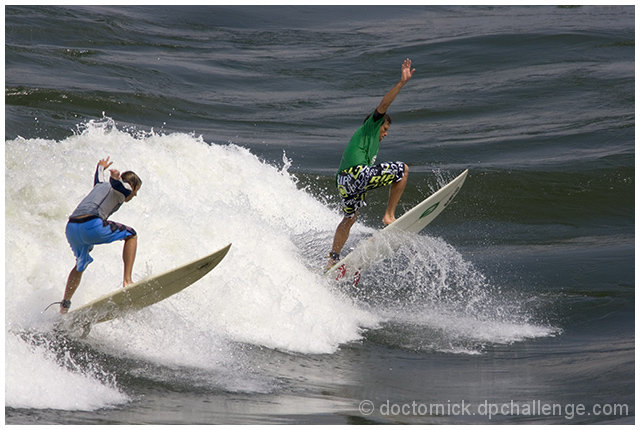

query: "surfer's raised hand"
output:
377 58 416 114
98 156 113 170
400 58 415 83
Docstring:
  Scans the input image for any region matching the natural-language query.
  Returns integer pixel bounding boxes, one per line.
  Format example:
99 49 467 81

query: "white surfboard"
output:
326 170 468 282
62 243 231 331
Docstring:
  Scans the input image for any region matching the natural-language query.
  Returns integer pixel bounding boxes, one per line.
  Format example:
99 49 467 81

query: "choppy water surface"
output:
5 5 634 424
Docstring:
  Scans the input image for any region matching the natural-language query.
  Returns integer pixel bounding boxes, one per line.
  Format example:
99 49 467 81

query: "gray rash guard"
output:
69 165 132 221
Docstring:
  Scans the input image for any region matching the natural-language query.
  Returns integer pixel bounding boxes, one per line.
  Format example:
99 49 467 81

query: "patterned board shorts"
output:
336 161 405 217
65 217 137 272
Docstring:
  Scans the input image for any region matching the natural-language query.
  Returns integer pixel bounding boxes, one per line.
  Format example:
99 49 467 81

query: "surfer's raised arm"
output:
93 156 113 185
376 58 415 115
326 58 414 271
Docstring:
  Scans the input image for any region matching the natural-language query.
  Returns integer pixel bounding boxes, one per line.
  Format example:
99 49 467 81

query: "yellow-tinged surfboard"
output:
62 243 231 332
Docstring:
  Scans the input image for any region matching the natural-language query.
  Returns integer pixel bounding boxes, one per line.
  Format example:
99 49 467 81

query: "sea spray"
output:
353 233 559 354
5 333 129 410
5 119 380 409
6 118 557 411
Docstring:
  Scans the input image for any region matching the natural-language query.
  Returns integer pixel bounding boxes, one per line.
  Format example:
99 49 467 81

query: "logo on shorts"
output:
419 202 439 219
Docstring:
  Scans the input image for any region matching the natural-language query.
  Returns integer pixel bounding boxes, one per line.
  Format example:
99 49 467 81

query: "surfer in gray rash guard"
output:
59 156 142 313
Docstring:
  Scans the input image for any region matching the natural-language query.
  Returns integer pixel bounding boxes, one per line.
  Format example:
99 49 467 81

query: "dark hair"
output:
364 112 392 125
121 171 142 191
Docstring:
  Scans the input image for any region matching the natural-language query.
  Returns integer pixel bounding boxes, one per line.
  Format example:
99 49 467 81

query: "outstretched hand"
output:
401 58 416 83
98 156 113 170
376 57 416 115
98 157 120 180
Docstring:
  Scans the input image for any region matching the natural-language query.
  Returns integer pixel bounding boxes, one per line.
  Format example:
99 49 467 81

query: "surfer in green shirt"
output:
326 58 415 270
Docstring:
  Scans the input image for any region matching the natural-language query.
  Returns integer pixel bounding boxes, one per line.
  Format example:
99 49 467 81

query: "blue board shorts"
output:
336 161 405 217
66 217 136 272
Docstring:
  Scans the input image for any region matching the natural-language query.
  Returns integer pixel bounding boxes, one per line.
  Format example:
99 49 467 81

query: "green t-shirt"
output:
337 111 385 173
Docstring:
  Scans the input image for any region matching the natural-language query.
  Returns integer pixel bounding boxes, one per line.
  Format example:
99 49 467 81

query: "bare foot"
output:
382 214 396 225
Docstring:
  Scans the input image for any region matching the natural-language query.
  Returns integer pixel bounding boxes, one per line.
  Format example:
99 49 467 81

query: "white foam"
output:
5 119 379 410
363 234 560 354
5 118 556 410
5 334 128 411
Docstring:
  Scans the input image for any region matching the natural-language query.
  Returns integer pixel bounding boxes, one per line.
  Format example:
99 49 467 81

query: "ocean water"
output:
5 5 634 424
